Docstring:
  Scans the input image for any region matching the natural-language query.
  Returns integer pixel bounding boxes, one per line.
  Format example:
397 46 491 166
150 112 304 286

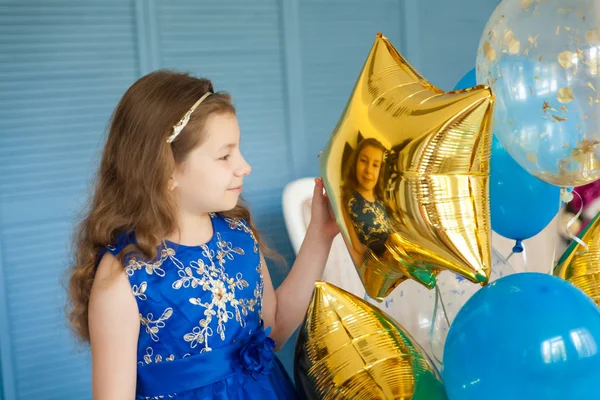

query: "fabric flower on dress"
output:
235 325 275 380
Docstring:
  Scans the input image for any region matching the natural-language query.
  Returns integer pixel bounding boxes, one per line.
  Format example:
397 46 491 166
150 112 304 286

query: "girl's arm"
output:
89 253 139 399
262 178 339 349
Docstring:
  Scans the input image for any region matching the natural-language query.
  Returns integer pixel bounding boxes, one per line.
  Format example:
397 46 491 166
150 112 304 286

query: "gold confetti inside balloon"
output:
319 33 494 299
554 211 600 306
476 0 600 187
294 281 448 400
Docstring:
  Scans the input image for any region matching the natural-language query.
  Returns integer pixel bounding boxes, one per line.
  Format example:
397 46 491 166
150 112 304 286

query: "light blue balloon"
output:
454 69 560 248
443 272 600 400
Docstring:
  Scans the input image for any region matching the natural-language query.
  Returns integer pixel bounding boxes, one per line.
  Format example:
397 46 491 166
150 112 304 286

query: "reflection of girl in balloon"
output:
342 138 391 258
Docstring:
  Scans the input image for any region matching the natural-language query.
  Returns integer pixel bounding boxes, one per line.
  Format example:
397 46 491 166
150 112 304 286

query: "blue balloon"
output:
443 272 600 400
454 68 478 92
454 69 560 248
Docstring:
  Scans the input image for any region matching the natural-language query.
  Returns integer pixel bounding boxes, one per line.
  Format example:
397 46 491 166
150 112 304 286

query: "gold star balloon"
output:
319 33 495 299
554 212 600 306
294 281 448 400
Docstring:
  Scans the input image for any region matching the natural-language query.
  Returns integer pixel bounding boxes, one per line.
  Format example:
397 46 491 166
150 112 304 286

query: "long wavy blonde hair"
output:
67 70 276 342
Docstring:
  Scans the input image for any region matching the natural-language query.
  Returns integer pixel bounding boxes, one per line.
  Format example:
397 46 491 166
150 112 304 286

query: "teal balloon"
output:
454 69 560 246
443 272 600 400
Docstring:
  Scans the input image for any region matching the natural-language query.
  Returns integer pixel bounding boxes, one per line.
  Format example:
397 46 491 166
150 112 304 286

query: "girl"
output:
67 70 338 399
341 138 391 260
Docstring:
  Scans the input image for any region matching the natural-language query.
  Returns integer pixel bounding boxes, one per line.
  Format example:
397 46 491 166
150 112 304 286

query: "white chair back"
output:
282 177 366 297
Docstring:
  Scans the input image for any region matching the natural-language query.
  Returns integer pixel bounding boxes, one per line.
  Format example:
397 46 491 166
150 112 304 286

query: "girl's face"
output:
356 145 383 193
171 113 251 215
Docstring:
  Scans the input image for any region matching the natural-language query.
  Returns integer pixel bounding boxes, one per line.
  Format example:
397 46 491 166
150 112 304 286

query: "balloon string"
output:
506 243 527 271
438 286 451 330
521 241 528 271
567 190 588 255
551 191 564 274
429 287 442 367
429 285 451 368
551 188 587 274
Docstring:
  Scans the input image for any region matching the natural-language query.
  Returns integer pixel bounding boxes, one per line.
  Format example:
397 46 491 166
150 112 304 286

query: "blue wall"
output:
0 0 499 398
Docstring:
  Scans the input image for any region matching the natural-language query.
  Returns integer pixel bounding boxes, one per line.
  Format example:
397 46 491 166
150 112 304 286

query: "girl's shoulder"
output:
95 212 258 268
347 191 363 207
213 212 259 249
215 212 251 232
96 231 137 267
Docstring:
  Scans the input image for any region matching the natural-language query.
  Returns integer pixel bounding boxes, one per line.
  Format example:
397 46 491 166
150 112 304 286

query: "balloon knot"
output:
561 187 574 203
512 240 524 253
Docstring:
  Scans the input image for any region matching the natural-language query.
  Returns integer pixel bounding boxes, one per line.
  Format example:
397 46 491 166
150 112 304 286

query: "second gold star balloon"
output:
294 282 448 400
319 33 495 299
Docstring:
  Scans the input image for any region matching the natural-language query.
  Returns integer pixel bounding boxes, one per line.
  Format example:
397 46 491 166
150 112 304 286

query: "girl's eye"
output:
219 155 230 161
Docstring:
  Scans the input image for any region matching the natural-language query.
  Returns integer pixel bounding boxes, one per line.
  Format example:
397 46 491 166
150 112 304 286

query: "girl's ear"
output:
168 176 178 192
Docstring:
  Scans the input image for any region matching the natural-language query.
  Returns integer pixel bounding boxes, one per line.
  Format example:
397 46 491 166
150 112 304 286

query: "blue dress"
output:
347 192 391 257
99 213 299 399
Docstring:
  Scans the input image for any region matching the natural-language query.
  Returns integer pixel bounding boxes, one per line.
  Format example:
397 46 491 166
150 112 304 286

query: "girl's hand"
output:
308 178 339 241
